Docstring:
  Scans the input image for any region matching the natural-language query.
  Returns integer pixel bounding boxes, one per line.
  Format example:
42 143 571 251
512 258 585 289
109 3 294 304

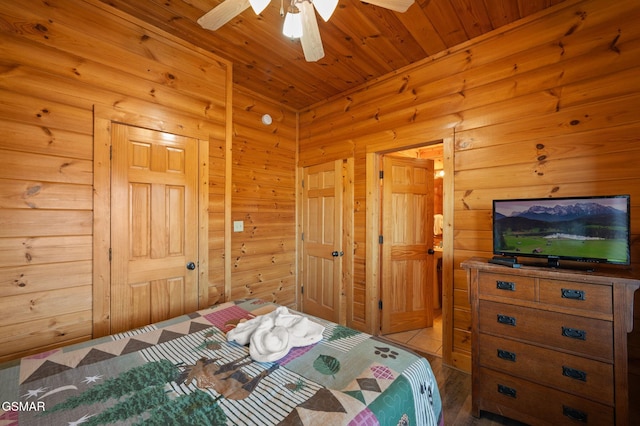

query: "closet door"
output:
302 160 343 322
110 124 199 333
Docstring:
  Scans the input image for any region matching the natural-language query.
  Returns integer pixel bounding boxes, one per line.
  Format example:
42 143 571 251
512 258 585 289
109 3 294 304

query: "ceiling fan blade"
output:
299 2 324 62
197 0 251 31
361 0 414 13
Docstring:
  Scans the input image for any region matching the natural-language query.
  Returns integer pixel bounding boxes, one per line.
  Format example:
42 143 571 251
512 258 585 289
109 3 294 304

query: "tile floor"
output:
383 310 443 357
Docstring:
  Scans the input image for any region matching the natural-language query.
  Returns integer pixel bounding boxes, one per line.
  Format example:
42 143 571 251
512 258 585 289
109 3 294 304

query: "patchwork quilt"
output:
0 299 443 425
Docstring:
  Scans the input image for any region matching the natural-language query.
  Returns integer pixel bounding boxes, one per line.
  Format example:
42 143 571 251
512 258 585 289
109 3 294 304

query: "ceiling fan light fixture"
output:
313 0 338 21
249 0 271 15
282 7 303 38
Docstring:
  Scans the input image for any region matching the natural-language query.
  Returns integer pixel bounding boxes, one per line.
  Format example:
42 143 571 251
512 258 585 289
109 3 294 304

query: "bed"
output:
0 298 443 425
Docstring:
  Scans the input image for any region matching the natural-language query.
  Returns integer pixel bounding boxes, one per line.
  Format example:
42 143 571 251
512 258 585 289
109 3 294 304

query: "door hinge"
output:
378 300 383 310
108 248 112 262
301 232 304 241
110 145 113 160
301 285 304 294
379 170 384 179
301 179 304 188
379 235 383 244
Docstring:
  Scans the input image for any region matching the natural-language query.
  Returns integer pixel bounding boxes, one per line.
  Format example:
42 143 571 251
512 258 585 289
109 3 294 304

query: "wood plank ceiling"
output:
100 0 568 110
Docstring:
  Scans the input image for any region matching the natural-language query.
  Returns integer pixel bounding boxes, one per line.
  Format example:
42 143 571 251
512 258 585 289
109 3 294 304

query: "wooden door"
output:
302 160 342 322
110 124 199 333
381 156 434 334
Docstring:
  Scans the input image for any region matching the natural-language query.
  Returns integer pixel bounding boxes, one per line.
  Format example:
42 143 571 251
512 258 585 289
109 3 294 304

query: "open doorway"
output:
381 143 444 357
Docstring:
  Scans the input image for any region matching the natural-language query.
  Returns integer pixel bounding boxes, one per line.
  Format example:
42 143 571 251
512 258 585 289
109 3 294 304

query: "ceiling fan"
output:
197 0 414 62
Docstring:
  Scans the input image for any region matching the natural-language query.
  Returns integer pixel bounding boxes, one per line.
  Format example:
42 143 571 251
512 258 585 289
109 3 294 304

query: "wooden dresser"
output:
462 257 639 426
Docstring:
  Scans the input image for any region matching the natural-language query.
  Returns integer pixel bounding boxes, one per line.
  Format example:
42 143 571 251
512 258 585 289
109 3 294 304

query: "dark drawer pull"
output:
561 288 585 300
562 366 587 382
497 314 516 326
497 384 517 398
562 327 586 340
496 280 515 291
563 405 588 422
497 349 516 362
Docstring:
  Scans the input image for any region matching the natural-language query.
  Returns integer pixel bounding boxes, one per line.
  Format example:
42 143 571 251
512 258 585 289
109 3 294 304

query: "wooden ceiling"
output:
101 0 568 110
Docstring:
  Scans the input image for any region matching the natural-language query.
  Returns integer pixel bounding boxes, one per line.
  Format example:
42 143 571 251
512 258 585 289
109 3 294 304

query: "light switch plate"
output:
233 220 244 232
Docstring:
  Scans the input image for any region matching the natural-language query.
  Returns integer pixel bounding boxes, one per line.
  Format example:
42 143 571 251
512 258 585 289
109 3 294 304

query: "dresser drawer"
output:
477 367 615 425
479 300 613 360
478 272 535 301
478 333 614 404
539 279 612 314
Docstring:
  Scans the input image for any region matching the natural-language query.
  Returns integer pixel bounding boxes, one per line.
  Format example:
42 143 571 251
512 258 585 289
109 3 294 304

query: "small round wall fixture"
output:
261 114 272 125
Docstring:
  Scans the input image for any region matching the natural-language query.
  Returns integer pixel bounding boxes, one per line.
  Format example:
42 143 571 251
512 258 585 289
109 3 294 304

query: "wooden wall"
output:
227 87 298 306
0 0 231 363
298 0 640 371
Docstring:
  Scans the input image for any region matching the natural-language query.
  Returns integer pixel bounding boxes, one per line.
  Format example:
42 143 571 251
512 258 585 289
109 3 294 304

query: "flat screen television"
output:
493 195 631 268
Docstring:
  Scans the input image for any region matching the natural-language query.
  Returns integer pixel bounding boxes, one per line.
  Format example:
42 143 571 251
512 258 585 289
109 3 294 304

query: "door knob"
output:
428 248 435 254
186 262 196 270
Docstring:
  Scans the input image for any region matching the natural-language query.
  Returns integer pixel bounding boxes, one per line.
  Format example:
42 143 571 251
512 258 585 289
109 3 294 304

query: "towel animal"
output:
226 307 325 362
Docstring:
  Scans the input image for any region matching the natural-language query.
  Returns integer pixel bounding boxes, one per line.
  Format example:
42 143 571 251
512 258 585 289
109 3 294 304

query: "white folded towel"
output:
226 306 325 362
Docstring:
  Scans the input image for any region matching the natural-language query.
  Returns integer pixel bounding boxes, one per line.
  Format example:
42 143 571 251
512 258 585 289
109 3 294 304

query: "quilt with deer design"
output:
0 299 443 425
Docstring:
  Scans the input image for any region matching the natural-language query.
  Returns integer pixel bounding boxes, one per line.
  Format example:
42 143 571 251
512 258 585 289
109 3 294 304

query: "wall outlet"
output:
233 220 244 232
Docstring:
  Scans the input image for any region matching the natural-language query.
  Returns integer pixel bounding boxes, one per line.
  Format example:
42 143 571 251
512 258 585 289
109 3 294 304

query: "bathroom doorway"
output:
381 142 445 357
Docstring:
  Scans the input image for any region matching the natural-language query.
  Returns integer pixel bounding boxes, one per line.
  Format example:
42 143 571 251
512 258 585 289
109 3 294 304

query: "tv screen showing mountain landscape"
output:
493 196 630 264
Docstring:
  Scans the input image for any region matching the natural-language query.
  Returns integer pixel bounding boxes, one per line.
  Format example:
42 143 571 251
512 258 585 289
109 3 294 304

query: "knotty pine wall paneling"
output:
229 87 298 307
298 0 640 371
0 0 229 362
